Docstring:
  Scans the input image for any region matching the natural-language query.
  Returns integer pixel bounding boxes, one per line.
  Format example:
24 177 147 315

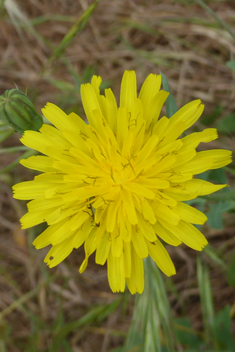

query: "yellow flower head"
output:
13 71 232 294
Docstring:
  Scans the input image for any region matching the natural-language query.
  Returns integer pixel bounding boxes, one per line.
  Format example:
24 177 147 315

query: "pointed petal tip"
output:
168 267 176 277
200 240 208 251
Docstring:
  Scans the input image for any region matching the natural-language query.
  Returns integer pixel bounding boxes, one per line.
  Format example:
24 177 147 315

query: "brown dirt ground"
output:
0 0 235 351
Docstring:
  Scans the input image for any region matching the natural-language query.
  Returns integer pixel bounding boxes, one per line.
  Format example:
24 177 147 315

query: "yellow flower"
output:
13 71 232 294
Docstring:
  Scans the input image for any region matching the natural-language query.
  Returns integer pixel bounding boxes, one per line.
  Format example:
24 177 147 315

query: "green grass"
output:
0 0 235 351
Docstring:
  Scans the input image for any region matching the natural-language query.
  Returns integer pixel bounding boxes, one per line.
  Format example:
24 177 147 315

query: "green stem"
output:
195 0 235 41
0 149 37 175
0 275 55 320
224 166 235 175
197 256 217 349
0 146 29 154
200 190 235 201
0 128 15 143
0 0 5 10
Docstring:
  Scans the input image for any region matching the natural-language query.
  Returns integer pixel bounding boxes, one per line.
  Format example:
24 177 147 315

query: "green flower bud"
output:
0 89 43 134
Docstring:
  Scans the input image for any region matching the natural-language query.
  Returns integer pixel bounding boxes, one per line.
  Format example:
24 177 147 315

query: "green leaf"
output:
207 200 233 229
197 170 210 181
226 60 235 71
208 168 227 184
226 253 235 287
216 114 235 134
46 0 100 65
213 306 235 350
174 318 202 348
203 245 227 270
0 125 15 143
160 72 177 118
200 106 223 126
54 298 121 340
0 149 37 176
110 348 123 352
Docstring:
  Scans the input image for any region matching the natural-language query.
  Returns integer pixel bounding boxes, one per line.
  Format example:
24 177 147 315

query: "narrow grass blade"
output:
0 126 15 143
124 257 176 352
0 276 54 320
0 149 37 175
197 256 217 349
160 72 177 118
148 259 176 351
54 297 121 340
194 0 235 41
0 0 5 10
203 245 227 271
47 0 101 66
0 146 28 154
3 0 44 43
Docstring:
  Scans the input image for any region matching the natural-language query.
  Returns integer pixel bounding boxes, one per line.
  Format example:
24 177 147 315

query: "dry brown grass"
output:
0 0 235 351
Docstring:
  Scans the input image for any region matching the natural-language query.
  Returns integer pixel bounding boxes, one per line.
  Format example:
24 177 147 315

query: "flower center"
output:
109 154 137 187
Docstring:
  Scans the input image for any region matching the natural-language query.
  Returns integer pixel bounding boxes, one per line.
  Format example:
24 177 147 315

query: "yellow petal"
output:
84 227 98 257
123 182 155 200
154 221 182 246
33 219 70 248
80 83 102 127
69 211 91 231
173 202 207 225
20 208 55 229
40 124 71 149
163 179 227 201
152 115 169 137
13 181 51 200
44 237 74 268
139 73 161 108
163 220 208 251
126 244 144 294
20 131 53 154
138 214 157 242
122 189 138 225
73 218 93 249
155 202 180 225
106 196 121 232
67 112 86 131
180 128 218 150
199 149 232 169
20 155 55 172
183 179 227 196
27 198 63 213
111 231 123 257
175 149 232 174
91 75 102 97
120 70 137 113
123 241 132 278
131 230 148 258
116 107 128 149
96 232 111 265
107 252 125 292
42 103 72 131
147 239 176 276
169 99 204 130
104 88 118 132
141 199 156 224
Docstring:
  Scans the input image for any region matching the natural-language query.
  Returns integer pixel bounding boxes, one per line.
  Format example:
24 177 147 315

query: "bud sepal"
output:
0 89 43 134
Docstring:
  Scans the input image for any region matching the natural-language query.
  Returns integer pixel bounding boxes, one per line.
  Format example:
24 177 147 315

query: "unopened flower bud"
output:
0 89 43 134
